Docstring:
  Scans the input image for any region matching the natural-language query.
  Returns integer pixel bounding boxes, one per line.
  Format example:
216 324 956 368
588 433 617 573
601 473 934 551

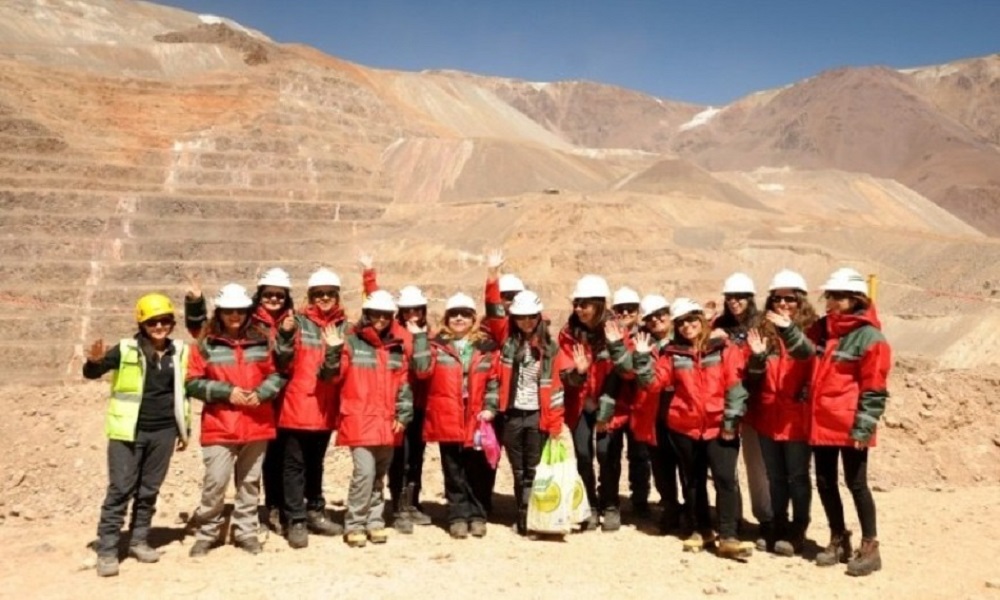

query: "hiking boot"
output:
682 532 706 553
631 499 652 518
96 555 119 577
754 521 774 552
306 510 343 536
449 521 469 539
816 530 852 566
469 520 487 538
581 510 600 532
393 511 414 535
234 536 263 555
408 505 433 526
515 510 528 536
128 542 162 563
367 528 389 544
264 506 284 536
773 522 807 557
188 540 214 558
718 537 754 560
601 508 621 532
287 521 308 549
344 530 367 548
847 538 882 577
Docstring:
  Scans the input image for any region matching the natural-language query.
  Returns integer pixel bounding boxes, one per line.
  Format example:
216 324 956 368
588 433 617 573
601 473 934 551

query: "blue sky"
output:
158 0 1000 105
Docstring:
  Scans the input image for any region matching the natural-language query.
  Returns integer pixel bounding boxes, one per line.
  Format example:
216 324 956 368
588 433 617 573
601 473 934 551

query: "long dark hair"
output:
509 315 555 362
567 299 609 349
760 290 818 352
202 308 267 343
714 296 761 338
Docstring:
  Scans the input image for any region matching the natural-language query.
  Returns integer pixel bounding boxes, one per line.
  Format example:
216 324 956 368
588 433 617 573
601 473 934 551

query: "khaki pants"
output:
194 441 267 543
345 446 392 533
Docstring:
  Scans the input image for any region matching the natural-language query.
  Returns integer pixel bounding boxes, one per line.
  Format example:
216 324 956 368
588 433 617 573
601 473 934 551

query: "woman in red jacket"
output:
272 268 350 549
556 274 614 531
324 290 419 548
423 293 500 539
634 298 751 560
744 270 817 557
185 284 285 558
771 268 890 577
483 290 564 536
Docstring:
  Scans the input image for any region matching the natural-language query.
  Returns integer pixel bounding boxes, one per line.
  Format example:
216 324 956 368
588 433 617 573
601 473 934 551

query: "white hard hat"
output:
722 272 756 295
257 267 291 289
768 269 808 293
397 285 428 308
509 290 544 316
362 290 397 312
445 292 476 312
612 286 641 306
670 297 703 321
499 274 525 294
640 294 670 319
571 274 610 300
307 268 341 289
215 283 253 309
820 268 868 295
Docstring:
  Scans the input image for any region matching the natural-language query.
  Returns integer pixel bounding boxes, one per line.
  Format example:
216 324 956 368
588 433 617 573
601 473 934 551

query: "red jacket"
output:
636 338 748 441
422 337 499 445
186 328 283 445
497 335 565 436
330 321 414 447
482 277 510 344
274 305 347 431
782 305 890 447
744 337 812 442
556 319 614 429
608 336 670 445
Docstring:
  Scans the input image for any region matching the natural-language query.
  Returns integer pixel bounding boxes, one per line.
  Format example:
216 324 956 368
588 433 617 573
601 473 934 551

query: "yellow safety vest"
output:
106 339 191 443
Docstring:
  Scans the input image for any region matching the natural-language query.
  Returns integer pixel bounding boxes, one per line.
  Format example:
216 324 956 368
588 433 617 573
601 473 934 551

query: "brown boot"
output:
846 538 882 576
816 530 852 566
717 537 754 560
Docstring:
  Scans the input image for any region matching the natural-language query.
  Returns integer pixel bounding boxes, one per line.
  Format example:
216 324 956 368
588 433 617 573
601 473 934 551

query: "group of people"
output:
84 250 891 580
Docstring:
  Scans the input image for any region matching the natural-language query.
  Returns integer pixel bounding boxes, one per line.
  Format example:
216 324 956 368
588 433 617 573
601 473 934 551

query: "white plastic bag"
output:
527 427 590 534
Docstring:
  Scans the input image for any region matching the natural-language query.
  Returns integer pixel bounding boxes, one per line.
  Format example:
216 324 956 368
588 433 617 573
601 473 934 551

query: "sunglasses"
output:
770 294 799 305
142 316 175 328
446 309 476 320
500 292 518 301
644 310 670 322
260 290 287 301
219 308 248 316
724 293 753 302
513 314 539 321
613 304 639 315
309 289 339 300
572 299 601 309
366 310 394 321
400 306 425 313
825 291 852 301
674 314 701 326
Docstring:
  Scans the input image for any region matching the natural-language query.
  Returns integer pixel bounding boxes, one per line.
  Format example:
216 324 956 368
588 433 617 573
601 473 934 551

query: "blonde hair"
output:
438 313 489 344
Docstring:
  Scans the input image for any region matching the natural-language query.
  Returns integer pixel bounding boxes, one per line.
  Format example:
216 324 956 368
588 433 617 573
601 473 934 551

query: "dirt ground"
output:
1 380 999 600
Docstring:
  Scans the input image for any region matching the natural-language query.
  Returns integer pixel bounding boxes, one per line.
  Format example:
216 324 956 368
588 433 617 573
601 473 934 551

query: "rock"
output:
63 438 79 449
46 458 58 468
918 410 934 419
703 584 728 595
10 505 23 517
883 415 901 429
872 483 892 493
922 399 937 410
986 580 1000 590
8 470 26 487
992 436 1000 448
79 555 97 571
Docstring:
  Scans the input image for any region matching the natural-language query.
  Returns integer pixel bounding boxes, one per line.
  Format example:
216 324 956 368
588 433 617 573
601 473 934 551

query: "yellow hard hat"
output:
135 293 175 323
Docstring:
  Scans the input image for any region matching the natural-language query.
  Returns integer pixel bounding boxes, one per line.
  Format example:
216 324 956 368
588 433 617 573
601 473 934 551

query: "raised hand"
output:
633 331 652 353
572 343 591 374
604 319 623 343
280 313 297 333
486 248 504 277
322 323 344 346
405 320 426 335
765 310 791 329
358 249 374 271
86 339 106 363
702 300 718 322
747 328 767 354
184 272 202 300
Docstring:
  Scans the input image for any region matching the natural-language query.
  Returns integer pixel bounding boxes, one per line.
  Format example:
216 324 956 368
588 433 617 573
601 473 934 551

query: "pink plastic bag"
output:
477 420 502 470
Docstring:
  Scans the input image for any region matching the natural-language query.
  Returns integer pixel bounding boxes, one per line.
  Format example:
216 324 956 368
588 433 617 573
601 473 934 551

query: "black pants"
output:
439 443 492 524
503 409 544 520
813 446 877 539
670 432 741 538
573 410 628 511
280 428 333 523
389 408 427 512
625 427 652 506
649 419 683 513
759 436 812 530
262 437 284 511
96 427 177 556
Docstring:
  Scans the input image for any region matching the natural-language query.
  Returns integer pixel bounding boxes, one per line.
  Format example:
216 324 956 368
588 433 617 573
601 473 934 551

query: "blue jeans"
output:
758 436 812 530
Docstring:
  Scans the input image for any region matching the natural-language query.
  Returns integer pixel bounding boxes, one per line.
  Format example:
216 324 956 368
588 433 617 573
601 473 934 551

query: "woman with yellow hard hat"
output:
83 293 192 578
